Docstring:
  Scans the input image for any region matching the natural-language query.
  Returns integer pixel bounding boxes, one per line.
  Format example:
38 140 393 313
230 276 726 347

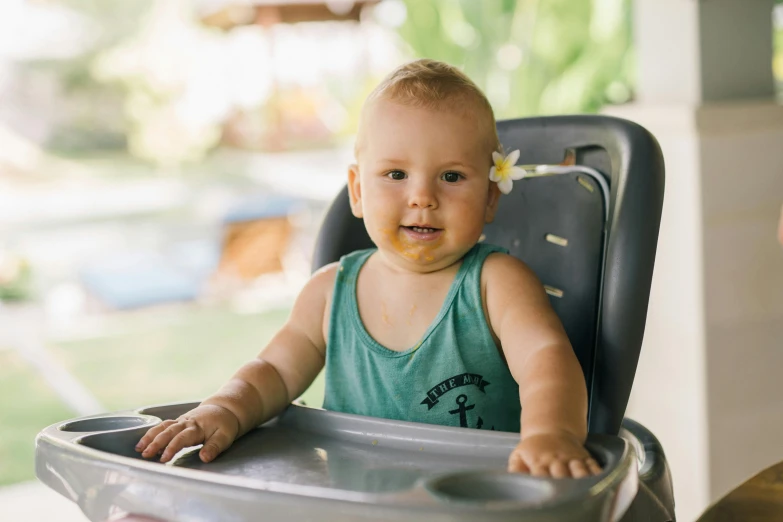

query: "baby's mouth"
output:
400 225 443 242
405 226 439 233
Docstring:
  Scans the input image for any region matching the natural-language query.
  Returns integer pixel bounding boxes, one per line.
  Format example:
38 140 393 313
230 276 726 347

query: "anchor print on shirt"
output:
420 373 495 430
448 394 495 430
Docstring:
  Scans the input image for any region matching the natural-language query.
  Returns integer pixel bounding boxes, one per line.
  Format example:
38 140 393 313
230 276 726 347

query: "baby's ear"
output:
347 164 363 218
484 181 501 224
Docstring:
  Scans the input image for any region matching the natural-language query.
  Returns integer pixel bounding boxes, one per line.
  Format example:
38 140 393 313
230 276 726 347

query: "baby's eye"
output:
441 171 463 183
386 170 406 180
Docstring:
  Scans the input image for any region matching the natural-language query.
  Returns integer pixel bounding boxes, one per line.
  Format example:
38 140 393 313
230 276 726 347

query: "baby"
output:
136 59 601 479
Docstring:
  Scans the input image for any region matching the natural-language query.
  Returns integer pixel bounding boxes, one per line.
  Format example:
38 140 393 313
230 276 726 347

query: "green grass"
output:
0 304 327 486
49 306 296 411
0 351 76 486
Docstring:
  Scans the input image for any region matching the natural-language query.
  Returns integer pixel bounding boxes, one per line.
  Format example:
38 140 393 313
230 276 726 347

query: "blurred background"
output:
0 1 781 521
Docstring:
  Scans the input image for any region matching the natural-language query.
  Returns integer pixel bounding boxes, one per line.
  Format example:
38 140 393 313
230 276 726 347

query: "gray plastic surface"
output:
37 403 639 521
618 420 675 522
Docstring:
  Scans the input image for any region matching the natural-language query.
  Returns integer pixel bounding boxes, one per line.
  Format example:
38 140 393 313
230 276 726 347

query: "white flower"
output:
489 149 526 194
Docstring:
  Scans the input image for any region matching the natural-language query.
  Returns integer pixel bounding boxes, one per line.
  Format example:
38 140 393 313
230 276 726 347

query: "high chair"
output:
36 115 673 521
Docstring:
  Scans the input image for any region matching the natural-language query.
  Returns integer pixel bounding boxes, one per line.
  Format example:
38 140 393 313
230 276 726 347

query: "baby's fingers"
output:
567 457 603 478
585 457 602 475
141 422 187 459
507 451 531 474
199 429 234 463
135 420 176 453
568 459 590 478
530 462 551 478
160 425 206 463
548 459 569 479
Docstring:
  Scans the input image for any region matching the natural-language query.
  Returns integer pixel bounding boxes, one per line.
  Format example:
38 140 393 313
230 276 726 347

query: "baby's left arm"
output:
483 253 601 479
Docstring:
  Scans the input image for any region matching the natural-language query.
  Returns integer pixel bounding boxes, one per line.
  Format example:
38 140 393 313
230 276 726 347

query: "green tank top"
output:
323 243 521 433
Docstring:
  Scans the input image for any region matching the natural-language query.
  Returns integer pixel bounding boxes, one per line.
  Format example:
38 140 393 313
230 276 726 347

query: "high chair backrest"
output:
312 115 665 435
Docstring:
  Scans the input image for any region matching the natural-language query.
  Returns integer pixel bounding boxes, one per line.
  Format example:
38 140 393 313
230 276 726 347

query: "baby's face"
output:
348 98 499 273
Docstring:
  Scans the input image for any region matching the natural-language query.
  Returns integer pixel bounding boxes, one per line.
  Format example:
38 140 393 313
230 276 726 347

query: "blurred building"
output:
607 1 783 520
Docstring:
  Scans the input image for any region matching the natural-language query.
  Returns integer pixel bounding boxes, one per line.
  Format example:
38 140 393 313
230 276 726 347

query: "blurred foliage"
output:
0 255 33 302
23 0 783 160
26 0 155 153
397 0 633 118
86 0 227 166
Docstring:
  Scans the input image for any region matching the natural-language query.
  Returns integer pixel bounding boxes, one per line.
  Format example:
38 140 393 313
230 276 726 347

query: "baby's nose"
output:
408 179 438 209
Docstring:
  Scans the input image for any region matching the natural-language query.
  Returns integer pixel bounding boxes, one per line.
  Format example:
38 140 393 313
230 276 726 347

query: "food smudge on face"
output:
381 227 444 263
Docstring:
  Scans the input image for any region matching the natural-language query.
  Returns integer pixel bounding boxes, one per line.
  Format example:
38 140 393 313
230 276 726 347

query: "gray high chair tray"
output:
37 402 642 522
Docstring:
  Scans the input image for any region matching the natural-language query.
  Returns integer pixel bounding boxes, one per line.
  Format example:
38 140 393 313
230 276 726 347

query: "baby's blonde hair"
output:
358 59 500 153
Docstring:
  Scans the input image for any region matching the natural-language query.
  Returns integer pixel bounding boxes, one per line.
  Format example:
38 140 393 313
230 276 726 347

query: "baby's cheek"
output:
461 211 487 239
364 199 395 224
365 217 390 245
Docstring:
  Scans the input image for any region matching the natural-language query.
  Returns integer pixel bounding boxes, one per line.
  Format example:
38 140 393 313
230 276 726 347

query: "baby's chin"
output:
377 245 466 274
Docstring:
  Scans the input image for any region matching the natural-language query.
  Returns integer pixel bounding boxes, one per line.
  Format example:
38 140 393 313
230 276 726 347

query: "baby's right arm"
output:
135 264 337 463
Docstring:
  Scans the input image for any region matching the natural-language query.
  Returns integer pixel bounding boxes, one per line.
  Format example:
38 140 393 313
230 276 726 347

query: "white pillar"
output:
605 1 783 520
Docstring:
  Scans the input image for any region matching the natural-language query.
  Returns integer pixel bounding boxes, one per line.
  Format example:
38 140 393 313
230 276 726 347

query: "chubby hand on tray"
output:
508 431 601 478
135 273 329 464
135 404 241 463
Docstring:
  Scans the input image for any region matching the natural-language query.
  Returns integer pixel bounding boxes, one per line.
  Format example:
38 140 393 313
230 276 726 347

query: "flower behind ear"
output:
489 149 526 194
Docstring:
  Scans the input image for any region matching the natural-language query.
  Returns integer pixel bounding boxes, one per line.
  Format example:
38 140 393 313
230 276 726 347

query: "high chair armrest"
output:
619 418 676 522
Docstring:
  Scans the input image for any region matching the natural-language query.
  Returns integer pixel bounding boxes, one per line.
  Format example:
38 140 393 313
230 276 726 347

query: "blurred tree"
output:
16 0 154 154
396 0 633 118
0 0 151 155
90 0 229 168
28 0 783 163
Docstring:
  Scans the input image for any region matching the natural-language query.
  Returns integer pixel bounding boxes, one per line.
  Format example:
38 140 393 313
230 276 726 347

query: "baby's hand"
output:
507 432 602 478
135 404 240 463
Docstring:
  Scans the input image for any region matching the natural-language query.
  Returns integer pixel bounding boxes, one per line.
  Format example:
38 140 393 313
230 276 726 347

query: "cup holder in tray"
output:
424 471 557 506
55 414 160 460
59 416 151 433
